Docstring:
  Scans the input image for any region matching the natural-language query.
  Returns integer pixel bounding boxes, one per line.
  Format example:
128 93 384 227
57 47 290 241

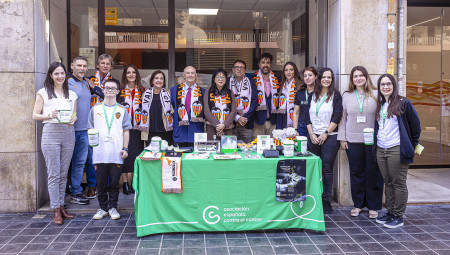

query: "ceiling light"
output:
189 8 218 15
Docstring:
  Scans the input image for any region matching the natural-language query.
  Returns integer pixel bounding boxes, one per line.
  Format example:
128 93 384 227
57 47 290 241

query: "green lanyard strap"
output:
380 104 387 127
315 93 327 116
305 90 308 102
102 102 118 133
356 92 365 113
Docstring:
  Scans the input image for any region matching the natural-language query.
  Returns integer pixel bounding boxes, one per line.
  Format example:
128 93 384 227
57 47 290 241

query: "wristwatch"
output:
122 147 128 152
324 130 329 135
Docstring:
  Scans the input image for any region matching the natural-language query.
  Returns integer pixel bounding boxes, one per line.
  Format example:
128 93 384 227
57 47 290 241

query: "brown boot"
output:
60 205 75 219
53 208 63 225
86 187 97 199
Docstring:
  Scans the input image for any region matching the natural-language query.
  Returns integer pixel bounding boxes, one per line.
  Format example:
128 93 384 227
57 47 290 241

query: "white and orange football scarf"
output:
139 88 173 131
119 85 143 128
208 88 233 124
90 71 113 107
161 153 183 194
176 83 204 126
229 75 251 115
253 70 279 111
272 79 297 127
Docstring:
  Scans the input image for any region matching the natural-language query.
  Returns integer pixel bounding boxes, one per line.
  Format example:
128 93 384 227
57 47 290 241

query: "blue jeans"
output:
70 131 89 195
85 146 97 187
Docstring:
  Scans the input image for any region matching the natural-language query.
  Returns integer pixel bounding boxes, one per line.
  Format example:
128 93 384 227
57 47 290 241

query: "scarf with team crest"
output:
271 79 297 127
253 70 279 111
229 75 251 116
208 87 233 124
90 71 113 107
119 85 143 129
176 83 204 126
138 87 173 132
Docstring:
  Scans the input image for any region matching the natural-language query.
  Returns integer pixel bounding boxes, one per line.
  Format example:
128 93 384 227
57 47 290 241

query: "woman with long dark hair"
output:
118 64 145 195
293 66 318 136
140 70 174 145
374 74 421 228
305 67 343 214
204 68 237 139
274 62 301 129
338 66 384 219
32 62 78 224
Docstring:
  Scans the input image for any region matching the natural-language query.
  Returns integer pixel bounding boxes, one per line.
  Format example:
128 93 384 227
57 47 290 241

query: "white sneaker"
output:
109 208 120 220
93 209 108 220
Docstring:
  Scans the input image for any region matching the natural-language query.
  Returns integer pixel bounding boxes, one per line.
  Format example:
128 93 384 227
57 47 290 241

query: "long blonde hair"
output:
347 66 377 101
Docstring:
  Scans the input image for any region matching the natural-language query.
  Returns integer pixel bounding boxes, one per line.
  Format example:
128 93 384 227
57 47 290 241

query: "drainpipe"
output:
398 0 404 95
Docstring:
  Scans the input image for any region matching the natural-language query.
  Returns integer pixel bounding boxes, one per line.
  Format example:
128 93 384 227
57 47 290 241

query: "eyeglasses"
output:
104 87 118 91
215 76 226 80
233 66 245 70
380 82 393 87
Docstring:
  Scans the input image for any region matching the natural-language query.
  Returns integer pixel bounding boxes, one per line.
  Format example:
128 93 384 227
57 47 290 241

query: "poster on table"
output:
276 159 306 202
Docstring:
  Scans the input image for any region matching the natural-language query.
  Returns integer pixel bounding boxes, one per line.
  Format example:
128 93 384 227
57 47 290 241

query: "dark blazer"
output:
227 77 259 129
305 91 343 133
250 73 282 126
374 97 421 164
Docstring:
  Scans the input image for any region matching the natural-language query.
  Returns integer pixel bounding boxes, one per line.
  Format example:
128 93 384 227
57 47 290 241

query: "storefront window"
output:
175 0 307 87
406 6 450 165
70 1 308 89
70 0 99 73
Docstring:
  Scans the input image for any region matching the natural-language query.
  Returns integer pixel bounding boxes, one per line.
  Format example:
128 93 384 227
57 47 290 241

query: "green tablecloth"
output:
133 153 325 237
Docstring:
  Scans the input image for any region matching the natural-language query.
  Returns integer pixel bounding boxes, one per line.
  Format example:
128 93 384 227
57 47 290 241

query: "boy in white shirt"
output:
88 79 132 220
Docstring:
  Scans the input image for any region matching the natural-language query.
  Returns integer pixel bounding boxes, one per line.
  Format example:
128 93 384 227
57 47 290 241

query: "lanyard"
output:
102 102 118 134
305 90 308 102
380 104 387 127
356 92 365 113
315 93 327 116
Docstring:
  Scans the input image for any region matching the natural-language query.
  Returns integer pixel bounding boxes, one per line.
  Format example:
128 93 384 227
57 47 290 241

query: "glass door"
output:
406 6 450 165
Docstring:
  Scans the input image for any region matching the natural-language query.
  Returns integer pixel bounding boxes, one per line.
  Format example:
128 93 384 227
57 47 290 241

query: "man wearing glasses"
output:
88 79 131 220
228 60 258 143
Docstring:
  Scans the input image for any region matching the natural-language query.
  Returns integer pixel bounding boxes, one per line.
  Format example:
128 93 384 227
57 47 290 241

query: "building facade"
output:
0 0 447 212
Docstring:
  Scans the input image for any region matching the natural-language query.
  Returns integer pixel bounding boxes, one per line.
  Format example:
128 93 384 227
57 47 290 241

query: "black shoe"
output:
123 182 131 195
376 213 394 224
70 194 90 205
383 216 404 228
323 201 333 214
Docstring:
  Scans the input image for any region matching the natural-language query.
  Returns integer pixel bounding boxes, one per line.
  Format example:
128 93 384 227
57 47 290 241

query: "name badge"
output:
357 116 366 123
105 135 114 143
379 129 387 137
313 118 321 126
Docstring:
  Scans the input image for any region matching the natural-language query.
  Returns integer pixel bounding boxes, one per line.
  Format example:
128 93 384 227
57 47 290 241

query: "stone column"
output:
0 0 67 212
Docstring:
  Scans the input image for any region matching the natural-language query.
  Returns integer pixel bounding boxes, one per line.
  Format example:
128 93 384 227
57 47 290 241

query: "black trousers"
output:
122 130 144 173
95 163 121 211
346 142 384 210
308 134 339 203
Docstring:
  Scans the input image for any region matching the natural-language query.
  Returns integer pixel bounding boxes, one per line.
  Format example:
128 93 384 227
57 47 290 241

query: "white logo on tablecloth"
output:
203 205 220 225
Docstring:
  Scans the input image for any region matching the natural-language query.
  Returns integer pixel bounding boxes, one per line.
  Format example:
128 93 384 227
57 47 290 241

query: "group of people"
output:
33 52 420 229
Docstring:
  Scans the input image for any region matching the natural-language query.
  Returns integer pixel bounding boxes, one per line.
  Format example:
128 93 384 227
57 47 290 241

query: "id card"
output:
357 116 366 123
378 129 387 137
105 135 114 143
313 118 321 126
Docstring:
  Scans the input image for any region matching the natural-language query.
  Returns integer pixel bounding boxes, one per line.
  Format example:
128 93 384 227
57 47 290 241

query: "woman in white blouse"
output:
305 67 343 215
32 62 78 225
